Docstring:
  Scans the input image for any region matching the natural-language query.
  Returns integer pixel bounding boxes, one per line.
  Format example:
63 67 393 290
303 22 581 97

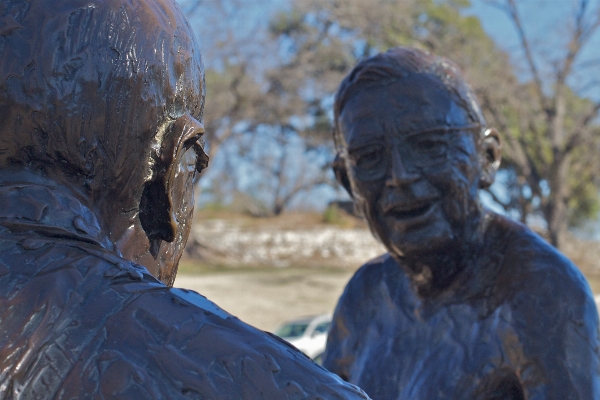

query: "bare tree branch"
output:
577 79 600 95
274 176 332 215
478 90 543 187
575 57 600 70
565 102 600 154
503 0 547 110
484 187 512 212
555 0 593 89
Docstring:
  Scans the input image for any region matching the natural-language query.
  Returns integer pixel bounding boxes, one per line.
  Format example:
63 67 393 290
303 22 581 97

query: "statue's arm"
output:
322 297 353 381
322 267 368 383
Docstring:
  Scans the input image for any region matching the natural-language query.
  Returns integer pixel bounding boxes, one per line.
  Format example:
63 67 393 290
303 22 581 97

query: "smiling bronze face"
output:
339 75 484 260
325 48 600 399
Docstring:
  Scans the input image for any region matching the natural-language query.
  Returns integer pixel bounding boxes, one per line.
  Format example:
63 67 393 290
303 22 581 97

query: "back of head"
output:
0 0 204 208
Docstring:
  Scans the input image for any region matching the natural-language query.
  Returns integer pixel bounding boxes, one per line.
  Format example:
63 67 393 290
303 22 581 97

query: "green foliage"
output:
322 205 343 225
269 9 306 36
322 205 355 228
199 202 230 212
568 179 600 227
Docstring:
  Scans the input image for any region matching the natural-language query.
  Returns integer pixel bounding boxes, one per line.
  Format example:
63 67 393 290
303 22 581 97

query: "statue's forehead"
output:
340 79 470 146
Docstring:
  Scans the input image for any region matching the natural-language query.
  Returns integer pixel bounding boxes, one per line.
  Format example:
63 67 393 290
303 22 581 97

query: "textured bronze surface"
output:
324 47 600 399
0 0 369 398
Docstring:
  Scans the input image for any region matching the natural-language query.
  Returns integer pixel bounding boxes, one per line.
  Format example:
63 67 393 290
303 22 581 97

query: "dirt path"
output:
175 263 600 334
174 268 356 331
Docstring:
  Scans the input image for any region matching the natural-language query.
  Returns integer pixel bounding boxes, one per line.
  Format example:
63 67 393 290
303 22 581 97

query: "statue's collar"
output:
0 183 113 251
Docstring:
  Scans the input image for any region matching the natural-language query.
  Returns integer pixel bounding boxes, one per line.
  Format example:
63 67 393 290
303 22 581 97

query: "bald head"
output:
0 0 204 204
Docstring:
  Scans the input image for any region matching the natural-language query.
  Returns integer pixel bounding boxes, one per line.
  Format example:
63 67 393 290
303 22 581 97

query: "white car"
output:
274 314 332 363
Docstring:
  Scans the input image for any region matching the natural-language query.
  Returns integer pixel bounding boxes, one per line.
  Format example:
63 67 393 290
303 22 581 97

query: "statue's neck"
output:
0 176 114 252
398 211 496 299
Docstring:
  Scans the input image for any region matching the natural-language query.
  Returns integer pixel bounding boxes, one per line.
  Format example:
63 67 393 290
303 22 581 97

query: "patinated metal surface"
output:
0 0 369 398
324 47 600 399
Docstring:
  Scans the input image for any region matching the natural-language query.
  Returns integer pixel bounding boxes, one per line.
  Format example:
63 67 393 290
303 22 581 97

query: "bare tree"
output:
180 0 269 166
240 128 333 216
482 0 600 248
180 0 338 215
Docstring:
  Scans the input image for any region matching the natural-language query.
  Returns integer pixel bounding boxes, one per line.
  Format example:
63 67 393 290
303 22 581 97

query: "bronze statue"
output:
323 47 600 399
0 0 370 398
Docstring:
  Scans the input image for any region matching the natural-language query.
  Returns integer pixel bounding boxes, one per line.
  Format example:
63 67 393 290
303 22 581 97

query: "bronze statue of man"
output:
323 47 600 399
0 0 370 398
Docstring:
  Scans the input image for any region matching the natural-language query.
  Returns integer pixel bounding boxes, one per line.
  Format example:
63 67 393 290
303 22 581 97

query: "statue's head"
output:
333 47 501 262
0 0 207 285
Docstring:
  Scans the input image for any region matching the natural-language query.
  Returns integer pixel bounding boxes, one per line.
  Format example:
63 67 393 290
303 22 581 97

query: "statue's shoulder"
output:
0 239 369 399
487 214 600 387
90 262 370 399
111 287 365 398
337 253 411 314
490 214 596 321
349 252 403 288
343 253 388 296
492 214 588 290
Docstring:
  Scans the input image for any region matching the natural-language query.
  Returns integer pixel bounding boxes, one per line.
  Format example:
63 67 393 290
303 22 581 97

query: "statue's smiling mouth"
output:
384 201 434 220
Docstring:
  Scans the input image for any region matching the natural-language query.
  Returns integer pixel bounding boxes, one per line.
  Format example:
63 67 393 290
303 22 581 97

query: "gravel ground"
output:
174 268 356 331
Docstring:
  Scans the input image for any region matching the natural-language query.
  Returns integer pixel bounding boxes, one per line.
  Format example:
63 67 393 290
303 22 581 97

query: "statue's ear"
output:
139 114 206 257
479 128 502 189
333 154 353 198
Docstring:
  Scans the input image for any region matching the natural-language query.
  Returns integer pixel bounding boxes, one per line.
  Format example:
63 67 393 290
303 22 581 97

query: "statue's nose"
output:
385 148 420 187
196 121 205 136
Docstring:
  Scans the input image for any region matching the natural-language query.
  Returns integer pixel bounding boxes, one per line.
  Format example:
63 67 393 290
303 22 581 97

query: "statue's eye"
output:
408 133 449 167
413 134 447 157
418 140 438 151
354 147 383 169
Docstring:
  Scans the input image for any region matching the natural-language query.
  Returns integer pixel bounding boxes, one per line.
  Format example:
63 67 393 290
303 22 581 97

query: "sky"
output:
467 0 600 102
180 0 600 98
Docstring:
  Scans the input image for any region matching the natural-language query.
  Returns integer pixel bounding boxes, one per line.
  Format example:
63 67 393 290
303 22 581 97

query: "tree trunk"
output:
546 196 568 249
546 155 570 249
273 203 284 216
545 72 569 249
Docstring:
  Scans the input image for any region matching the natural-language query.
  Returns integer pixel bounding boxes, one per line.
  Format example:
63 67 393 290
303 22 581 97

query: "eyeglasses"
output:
348 123 481 182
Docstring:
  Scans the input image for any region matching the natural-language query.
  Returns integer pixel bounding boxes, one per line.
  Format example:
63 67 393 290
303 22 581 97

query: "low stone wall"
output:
188 219 386 268
187 217 600 274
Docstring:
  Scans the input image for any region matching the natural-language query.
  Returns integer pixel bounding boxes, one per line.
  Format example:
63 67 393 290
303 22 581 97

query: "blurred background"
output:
172 0 600 360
